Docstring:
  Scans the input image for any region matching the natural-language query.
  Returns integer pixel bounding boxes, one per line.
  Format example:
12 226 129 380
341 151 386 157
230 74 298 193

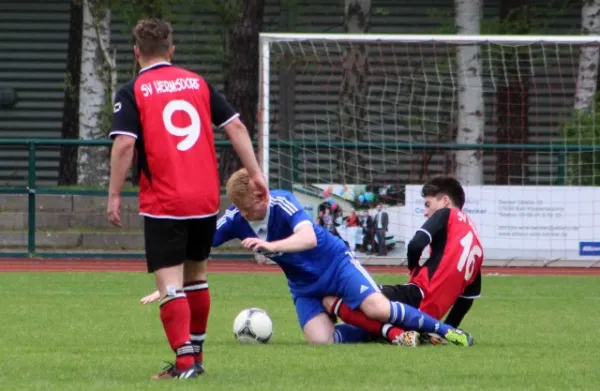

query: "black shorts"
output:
379 283 423 308
144 215 217 273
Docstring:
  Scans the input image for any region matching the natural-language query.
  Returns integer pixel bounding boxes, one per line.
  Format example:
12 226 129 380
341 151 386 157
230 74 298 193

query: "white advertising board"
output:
402 185 600 261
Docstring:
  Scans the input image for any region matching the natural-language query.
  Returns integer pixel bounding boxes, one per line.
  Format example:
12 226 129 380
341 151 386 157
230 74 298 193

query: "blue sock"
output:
388 301 452 336
333 324 371 344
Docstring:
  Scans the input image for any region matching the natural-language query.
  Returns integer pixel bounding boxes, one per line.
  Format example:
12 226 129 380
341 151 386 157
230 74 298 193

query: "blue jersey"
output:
213 190 350 291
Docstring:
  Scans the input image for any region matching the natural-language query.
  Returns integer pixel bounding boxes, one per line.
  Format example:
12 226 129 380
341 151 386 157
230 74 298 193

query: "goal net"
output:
258 34 600 266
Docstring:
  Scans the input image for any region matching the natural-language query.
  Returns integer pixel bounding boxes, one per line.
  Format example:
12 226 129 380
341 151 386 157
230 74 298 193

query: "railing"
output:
0 138 248 259
0 138 593 259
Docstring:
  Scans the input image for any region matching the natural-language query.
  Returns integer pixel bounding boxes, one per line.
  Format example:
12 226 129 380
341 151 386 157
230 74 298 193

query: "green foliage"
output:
108 0 176 26
426 0 574 35
559 97 600 186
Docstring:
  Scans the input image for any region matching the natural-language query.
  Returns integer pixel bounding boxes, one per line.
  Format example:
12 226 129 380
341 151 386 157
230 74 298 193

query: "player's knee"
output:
305 333 334 345
303 313 335 344
321 296 338 313
183 259 207 282
360 293 390 321
154 264 184 296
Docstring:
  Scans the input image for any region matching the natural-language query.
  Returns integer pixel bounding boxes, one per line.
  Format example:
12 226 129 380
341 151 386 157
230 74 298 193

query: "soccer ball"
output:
233 308 273 344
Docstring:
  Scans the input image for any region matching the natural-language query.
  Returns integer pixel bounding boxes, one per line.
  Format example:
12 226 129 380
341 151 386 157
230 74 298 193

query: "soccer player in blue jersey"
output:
142 169 475 346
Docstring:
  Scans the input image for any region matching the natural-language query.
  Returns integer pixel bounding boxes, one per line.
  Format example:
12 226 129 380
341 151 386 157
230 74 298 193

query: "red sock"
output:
184 280 210 364
160 291 194 370
330 298 404 343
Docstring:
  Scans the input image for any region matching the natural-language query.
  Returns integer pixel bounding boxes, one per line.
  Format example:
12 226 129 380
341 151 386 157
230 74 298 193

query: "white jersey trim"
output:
109 131 138 139
139 61 171 73
139 211 218 220
406 282 425 299
218 113 240 128
272 196 299 216
416 228 432 243
293 220 312 232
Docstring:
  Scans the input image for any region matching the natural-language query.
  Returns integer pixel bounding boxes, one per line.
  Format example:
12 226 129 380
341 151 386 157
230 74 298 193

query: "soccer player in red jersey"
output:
106 19 268 379
319 176 482 346
379 176 483 343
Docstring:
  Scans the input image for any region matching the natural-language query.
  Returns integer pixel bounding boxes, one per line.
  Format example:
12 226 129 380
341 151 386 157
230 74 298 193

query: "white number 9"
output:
162 99 201 151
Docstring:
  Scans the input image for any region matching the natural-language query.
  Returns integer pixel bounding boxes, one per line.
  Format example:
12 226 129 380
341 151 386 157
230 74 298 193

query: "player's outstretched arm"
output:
223 119 268 197
242 223 317 253
141 290 160 304
444 270 481 327
208 82 268 197
443 297 474 328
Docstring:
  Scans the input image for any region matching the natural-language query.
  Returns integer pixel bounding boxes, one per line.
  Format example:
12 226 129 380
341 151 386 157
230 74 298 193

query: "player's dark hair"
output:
421 176 465 209
133 18 173 58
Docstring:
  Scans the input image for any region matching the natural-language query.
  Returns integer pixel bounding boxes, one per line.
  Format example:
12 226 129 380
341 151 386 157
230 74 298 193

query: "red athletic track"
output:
0 259 599 275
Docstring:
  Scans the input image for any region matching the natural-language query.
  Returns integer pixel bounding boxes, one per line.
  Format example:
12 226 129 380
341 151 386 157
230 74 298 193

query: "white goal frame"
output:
257 33 600 269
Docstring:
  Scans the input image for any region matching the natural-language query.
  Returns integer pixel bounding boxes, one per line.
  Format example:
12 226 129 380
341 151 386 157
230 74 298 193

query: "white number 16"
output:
457 231 482 281
162 99 201 151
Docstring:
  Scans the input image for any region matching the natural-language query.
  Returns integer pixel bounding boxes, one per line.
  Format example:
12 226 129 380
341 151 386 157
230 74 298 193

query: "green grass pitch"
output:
0 272 598 391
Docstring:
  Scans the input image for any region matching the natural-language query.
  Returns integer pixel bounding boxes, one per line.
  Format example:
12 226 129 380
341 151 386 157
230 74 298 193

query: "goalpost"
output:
257 33 600 267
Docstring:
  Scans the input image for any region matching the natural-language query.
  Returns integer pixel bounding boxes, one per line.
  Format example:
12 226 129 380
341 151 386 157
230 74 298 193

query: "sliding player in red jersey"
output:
106 19 268 379
380 176 483 343
322 176 483 345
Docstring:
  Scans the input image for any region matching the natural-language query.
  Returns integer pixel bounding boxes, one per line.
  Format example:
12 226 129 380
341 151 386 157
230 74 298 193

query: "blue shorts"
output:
292 253 381 329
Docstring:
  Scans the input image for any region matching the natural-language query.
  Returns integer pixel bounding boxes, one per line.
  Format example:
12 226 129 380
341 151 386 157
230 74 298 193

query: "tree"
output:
561 0 600 186
337 0 371 184
454 0 484 185
111 0 172 187
216 0 266 184
277 0 298 190
77 0 116 186
494 0 533 185
58 0 84 186
574 0 600 111
112 0 170 76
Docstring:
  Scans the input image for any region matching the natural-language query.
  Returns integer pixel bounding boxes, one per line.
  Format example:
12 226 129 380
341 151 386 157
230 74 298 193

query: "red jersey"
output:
109 62 239 218
408 208 483 320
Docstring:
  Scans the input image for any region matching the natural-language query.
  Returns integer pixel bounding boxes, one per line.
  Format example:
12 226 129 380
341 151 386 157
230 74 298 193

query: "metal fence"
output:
0 138 595 259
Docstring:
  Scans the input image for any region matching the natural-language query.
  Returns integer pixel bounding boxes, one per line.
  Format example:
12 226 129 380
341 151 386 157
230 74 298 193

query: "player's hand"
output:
249 173 269 200
140 290 160 304
106 194 122 227
242 237 277 253
254 254 271 265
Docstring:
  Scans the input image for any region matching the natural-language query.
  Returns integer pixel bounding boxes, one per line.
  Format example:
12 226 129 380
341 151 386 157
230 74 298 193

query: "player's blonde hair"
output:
226 168 252 205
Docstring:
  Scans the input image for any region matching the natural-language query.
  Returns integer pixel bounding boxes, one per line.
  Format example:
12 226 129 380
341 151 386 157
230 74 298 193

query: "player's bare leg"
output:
359 292 474 347
183 260 209 373
322 296 419 347
302 313 336 344
153 265 197 379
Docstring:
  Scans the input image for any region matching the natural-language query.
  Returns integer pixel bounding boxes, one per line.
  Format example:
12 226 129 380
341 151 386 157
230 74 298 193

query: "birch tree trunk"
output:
454 0 484 185
568 0 600 185
575 0 600 111
337 0 370 184
78 0 111 186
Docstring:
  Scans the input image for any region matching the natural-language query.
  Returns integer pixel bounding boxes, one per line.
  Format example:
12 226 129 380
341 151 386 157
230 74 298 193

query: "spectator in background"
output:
360 210 374 254
346 210 358 227
316 209 325 227
343 210 360 251
374 203 389 256
323 208 334 232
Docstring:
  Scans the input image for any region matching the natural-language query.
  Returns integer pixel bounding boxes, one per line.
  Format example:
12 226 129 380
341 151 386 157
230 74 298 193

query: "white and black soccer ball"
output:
233 308 273 344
